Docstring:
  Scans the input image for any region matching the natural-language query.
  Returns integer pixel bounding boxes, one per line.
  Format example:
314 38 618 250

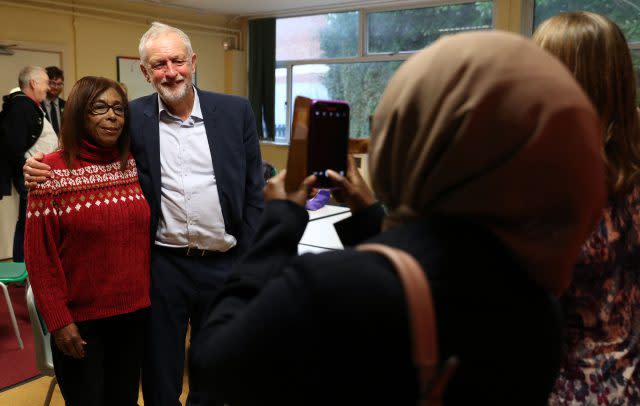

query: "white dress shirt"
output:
154 90 236 252
25 108 58 158
44 98 62 123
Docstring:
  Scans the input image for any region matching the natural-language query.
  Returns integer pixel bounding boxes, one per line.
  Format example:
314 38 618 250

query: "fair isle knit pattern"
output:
27 160 144 219
25 149 151 332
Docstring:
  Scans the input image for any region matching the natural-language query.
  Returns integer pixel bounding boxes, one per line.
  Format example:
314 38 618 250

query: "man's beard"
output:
154 73 192 104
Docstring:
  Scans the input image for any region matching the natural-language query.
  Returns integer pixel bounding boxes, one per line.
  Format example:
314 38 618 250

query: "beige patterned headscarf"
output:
369 31 606 294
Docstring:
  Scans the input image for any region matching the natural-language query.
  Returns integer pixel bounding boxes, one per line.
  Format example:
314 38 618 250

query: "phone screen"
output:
308 101 350 187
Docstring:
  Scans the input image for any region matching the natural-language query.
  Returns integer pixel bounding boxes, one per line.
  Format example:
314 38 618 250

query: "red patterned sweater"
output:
24 140 150 332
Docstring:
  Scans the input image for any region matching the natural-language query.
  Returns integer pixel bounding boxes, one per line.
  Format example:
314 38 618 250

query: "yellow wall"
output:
0 0 240 95
225 50 247 96
0 6 75 92
261 144 289 172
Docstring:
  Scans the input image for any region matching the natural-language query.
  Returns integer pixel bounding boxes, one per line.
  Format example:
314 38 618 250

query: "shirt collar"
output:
157 86 202 120
25 94 40 105
46 98 58 106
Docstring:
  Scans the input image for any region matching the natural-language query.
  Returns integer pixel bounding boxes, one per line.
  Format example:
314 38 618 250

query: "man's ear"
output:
191 53 197 75
139 64 151 82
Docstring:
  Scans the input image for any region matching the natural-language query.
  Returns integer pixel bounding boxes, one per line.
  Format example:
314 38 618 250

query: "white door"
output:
0 47 62 260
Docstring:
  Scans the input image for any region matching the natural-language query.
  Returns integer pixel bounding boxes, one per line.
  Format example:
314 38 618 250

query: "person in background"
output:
24 76 150 404
0 86 21 198
261 160 277 182
0 66 56 261
42 66 65 135
533 11 640 405
189 31 606 405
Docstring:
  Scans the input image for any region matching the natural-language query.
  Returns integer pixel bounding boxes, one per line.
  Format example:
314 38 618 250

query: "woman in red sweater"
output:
25 76 150 405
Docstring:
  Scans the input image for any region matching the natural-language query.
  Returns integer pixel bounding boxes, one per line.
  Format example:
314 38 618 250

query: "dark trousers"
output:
51 309 147 406
12 173 27 262
141 246 234 406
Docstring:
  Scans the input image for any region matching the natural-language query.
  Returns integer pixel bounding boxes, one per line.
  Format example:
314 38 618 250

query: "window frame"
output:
271 0 496 145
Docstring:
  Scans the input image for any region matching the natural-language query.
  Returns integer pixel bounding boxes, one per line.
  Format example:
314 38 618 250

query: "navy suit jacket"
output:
128 88 265 255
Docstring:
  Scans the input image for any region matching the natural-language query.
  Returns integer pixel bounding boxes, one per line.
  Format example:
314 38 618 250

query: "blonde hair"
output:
533 11 640 195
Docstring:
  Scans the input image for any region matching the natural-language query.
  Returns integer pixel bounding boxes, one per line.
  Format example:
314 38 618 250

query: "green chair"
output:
0 262 28 350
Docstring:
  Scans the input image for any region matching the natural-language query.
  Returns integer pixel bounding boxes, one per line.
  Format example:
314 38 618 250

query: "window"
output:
273 2 494 143
368 4 493 54
532 0 640 105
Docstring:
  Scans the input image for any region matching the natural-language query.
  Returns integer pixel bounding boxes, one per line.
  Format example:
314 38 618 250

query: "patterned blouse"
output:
550 184 640 405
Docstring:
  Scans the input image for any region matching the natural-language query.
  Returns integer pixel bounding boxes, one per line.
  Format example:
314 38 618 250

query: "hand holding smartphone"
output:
285 96 350 192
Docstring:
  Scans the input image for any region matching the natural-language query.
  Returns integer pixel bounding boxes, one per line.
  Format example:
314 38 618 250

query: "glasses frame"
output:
89 102 126 117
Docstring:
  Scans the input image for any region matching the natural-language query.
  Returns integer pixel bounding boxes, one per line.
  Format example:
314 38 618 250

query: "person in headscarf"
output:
189 31 605 405
533 12 640 405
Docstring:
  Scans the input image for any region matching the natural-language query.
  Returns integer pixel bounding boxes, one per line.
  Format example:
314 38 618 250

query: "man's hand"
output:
327 155 376 212
263 170 316 207
53 323 87 359
23 152 51 190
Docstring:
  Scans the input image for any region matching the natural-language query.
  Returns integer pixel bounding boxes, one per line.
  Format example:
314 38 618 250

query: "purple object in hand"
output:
306 189 331 211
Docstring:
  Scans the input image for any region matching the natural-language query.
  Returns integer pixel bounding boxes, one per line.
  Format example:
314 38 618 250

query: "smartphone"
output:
285 96 350 191
308 99 350 187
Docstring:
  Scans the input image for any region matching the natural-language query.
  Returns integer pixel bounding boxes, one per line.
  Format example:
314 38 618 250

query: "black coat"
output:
191 200 563 405
0 91 44 197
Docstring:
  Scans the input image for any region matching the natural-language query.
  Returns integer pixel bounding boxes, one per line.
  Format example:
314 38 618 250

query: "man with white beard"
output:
131 22 265 406
26 22 265 406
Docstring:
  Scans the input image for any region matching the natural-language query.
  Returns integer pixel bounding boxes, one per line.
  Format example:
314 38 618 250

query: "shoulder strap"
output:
357 243 456 406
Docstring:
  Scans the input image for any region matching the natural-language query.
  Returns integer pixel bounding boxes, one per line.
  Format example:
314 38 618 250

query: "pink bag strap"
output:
357 243 457 406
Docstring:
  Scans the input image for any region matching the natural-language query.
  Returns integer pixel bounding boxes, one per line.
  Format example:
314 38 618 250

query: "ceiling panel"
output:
129 0 432 18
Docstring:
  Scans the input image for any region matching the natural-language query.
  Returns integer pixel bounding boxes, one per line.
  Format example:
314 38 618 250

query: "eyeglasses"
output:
147 58 188 72
90 102 125 116
49 81 64 88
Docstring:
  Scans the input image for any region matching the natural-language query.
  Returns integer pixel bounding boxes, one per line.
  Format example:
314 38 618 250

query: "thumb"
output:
297 174 317 197
327 169 347 188
290 174 317 206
